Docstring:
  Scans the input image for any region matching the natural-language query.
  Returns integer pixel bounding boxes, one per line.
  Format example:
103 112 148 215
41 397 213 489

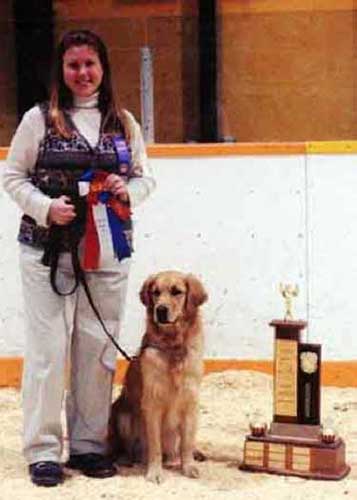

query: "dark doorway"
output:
13 0 54 120
199 0 218 142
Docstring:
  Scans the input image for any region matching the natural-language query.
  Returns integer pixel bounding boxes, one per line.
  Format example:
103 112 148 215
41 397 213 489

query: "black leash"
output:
42 213 132 362
73 248 132 362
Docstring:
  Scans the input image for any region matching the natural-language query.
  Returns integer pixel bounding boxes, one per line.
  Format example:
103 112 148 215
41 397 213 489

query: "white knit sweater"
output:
2 93 156 227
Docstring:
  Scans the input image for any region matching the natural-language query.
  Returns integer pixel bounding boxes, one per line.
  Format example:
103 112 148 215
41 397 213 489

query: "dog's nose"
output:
156 305 169 324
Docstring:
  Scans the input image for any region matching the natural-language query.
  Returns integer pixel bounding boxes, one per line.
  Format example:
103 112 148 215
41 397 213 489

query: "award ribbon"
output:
80 169 131 270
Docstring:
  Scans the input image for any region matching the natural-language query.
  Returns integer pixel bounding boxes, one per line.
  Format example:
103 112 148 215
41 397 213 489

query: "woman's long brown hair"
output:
48 30 129 139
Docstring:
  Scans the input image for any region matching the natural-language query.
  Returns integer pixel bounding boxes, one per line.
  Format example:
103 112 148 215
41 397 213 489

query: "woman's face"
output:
62 44 104 98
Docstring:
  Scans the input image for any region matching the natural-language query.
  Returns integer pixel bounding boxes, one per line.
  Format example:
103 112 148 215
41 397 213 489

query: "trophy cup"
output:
240 284 350 479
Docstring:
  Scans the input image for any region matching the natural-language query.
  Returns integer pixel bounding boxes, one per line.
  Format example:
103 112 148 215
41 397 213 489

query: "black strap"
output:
72 248 132 362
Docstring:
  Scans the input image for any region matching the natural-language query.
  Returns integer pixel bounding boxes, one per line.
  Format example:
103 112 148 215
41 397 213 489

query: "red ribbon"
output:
81 171 131 270
82 197 100 270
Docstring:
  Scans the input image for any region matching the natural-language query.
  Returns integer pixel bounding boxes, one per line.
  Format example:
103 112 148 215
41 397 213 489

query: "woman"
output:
2 30 155 486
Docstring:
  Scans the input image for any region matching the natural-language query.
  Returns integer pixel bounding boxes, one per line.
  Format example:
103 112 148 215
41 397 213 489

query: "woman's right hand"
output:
48 195 76 225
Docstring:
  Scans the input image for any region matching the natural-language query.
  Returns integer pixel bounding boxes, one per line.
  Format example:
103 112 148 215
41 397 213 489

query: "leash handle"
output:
42 225 80 296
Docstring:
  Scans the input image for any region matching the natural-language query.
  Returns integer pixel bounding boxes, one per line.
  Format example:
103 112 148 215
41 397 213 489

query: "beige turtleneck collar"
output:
73 91 99 109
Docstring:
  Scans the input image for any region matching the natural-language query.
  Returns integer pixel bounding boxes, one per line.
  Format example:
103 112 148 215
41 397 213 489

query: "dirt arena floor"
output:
1 370 356 500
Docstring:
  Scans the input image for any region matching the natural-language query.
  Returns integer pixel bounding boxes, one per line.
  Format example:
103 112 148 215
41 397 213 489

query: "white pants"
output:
19 244 130 464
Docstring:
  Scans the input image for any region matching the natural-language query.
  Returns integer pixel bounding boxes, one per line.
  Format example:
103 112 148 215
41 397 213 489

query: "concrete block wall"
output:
2 148 357 361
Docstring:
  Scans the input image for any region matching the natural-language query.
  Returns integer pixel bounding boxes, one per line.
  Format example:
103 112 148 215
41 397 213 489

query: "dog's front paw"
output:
146 466 164 484
182 463 200 479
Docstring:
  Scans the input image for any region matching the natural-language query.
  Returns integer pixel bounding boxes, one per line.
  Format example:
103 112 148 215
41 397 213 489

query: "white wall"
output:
1 153 356 360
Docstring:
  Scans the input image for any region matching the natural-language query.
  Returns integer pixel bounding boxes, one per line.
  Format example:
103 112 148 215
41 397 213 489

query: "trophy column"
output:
271 320 322 432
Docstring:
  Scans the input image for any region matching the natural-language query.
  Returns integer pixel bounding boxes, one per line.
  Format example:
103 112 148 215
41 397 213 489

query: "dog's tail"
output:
108 396 129 459
108 394 144 465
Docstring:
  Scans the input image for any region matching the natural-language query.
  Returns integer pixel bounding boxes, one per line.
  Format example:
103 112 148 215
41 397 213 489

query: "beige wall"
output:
0 1 17 146
218 0 357 141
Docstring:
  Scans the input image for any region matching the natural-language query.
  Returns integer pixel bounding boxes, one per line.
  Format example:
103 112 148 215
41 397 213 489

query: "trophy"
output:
240 284 350 480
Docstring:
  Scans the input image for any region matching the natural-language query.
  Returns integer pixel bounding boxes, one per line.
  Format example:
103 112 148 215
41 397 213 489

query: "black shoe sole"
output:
81 469 117 478
65 455 117 478
31 477 63 487
66 465 117 478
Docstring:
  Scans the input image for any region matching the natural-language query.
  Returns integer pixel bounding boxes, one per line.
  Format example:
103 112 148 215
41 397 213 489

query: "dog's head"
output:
140 271 207 325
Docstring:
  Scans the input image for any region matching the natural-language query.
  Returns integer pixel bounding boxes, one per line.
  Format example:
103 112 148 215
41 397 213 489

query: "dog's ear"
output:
185 274 208 316
140 274 157 306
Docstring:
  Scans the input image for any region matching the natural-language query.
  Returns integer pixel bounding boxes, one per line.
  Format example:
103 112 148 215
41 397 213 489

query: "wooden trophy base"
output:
240 423 350 480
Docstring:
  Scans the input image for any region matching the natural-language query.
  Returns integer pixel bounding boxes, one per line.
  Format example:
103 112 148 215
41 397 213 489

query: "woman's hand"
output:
104 173 129 202
48 195 76 225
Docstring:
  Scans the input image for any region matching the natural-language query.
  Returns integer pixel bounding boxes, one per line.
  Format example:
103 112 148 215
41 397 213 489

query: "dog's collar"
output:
142 340 188 364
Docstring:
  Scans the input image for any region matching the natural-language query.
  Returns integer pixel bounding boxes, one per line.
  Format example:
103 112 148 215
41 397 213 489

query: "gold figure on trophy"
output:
279 283 299 320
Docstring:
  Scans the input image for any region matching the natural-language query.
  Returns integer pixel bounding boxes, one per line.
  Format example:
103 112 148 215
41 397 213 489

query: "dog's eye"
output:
152 289 161 297
171 287 184 296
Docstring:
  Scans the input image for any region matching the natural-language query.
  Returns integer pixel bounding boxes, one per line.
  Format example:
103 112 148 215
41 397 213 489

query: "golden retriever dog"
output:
109 270 208 483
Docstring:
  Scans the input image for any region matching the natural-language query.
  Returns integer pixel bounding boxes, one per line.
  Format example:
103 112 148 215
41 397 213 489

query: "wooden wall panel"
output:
2 1 355 144
219 0 354 14
54 0 199 143
218 5 357 141
54 0 182 19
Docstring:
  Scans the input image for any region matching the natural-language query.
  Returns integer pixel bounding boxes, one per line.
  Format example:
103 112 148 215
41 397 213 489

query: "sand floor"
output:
1 370 356 500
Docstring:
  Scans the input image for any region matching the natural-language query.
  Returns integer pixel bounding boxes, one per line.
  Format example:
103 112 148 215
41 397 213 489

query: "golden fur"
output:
109 271 208 483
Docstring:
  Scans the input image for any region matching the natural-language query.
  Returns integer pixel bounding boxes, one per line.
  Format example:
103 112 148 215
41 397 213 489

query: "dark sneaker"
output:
29 461 64 487
65 453 117 478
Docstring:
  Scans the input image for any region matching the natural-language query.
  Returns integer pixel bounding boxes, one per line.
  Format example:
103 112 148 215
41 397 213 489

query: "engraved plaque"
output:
292 447 311 472
274 339 298 418
268 443 286 469
244 441 264 466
